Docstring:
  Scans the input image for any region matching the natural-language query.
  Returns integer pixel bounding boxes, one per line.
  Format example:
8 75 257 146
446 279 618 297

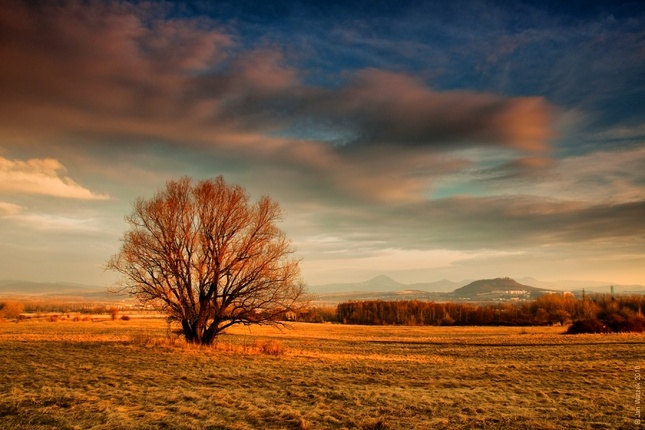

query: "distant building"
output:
491 290 529 295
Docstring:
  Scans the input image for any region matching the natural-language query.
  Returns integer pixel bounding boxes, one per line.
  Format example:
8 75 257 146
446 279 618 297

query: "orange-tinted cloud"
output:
0 156 108 200
0 1 557 206
0 201 23 216
0 2 556 146
0 0 232 139
312 69 556 152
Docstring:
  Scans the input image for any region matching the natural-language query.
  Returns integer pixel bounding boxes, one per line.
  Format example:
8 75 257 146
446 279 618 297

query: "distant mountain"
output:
363 274 403 290
519 277 604 290
578 285 645 294
410 279 468 292
517 277 645 293
309 275 467 294
0 280 125 301
310 289 452 306
310 275 403 293
551 279 624 289
453 277 547 298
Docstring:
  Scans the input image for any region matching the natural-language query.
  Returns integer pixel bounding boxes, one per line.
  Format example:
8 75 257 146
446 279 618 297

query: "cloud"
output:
282 140 645 285
478 156 555 180
300 246 524 284
293 187 645 284
312 69 556 152
0 156 108 200
292 190 645 255
483 146 645 204
0 0 233 139
10 213 102 231
0 0 559 206
0 201 23 216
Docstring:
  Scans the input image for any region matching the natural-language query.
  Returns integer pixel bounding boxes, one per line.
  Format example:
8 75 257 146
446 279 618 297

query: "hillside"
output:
453 277 548 298
0 280 126 301
310 275 466 294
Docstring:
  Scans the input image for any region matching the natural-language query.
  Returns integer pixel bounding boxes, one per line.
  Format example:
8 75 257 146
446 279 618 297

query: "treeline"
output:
329 294 644 332
292 306 337 323
0 300 135 319
22 302 116 314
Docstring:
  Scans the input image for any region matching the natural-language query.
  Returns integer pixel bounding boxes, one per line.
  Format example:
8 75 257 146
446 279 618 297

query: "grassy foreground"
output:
0 319 643 429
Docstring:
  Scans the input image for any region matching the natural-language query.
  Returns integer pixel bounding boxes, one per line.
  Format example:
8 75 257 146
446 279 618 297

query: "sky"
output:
0 0 644 288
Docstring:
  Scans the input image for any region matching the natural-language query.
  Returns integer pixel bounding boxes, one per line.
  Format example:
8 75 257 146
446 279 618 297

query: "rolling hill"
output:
453 277 548 298
310 275 467 294
0 280 125 301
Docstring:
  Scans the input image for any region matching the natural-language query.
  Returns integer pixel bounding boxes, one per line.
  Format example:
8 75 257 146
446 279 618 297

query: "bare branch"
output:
107 176 306 345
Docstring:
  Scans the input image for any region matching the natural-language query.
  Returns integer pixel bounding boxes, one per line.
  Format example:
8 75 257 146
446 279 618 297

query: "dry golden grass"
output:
0 318 643 429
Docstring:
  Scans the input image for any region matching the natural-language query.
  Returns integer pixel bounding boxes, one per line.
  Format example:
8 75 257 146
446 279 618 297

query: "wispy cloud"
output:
483 146 645 204
11 213 102 231
0 156 108 200
0 201 23 216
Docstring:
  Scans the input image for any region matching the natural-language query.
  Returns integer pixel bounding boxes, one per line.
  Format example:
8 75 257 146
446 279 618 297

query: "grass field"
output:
0 318 643 429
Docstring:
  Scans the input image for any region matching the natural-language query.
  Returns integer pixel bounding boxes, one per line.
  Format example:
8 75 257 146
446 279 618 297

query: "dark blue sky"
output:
178 0 645 151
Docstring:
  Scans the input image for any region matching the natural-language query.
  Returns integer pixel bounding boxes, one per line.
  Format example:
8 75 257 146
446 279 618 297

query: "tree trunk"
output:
201 326 218 346
181 319 219 345
181 319 202 344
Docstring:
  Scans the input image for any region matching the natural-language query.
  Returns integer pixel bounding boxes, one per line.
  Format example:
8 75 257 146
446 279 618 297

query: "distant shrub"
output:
0 301 24 320
294 306 339 323
257 339 284 356
48 315 61 322
609 314 645 333
627 315 645 332
120 315 131 321
108 307 119 321
552 309 571 326
565 319 611 334
440 315 455 326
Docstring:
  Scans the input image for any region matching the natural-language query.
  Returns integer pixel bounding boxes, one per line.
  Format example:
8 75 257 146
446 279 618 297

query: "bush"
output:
440 315 455 326
612 315 645 333
121 315 131 321
565 319 611 334
0 301 24 319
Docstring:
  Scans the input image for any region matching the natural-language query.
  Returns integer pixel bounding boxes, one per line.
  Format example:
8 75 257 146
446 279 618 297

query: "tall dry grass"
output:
0 319 643 429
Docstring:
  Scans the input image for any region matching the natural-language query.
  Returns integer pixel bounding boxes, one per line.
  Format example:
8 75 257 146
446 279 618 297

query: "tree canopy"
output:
108 176 306 345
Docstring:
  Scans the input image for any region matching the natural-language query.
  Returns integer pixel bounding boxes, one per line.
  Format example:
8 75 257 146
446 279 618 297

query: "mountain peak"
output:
364 274 400 287
453 277 543 297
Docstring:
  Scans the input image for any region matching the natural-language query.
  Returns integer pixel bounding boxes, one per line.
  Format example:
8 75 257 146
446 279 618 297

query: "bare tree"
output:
107 176 306 345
